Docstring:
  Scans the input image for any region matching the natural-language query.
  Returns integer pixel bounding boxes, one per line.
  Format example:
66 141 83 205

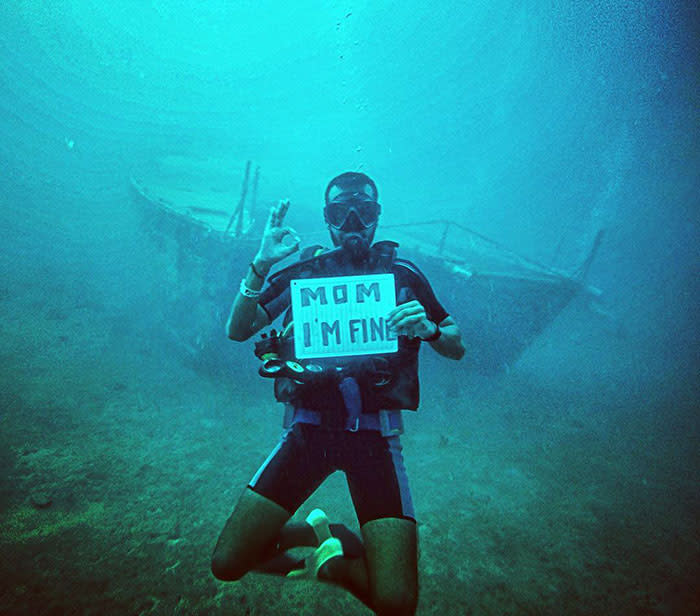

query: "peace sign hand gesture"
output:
255 199 301 268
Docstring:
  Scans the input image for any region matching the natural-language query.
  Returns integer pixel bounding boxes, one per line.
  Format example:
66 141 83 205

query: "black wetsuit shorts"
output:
248 421 415 526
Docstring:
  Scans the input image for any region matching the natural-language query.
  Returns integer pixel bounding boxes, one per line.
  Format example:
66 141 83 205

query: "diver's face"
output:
325 198 379 259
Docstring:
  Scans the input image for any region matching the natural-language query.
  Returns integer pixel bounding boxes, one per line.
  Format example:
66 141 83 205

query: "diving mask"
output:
324 194 381 230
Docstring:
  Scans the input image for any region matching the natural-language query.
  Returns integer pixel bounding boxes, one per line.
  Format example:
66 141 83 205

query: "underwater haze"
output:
1 1 698 614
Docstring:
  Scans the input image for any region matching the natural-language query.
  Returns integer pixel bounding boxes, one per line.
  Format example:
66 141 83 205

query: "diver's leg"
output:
255 552 305 575
254 519 322 575
256 514 365 575
283 509 367 580
315 517 418 615
319 431 418 615
360 517 418 616
215 422 340 578
211 486 290 581
263 520 364 554
212 423 327 580
211 487 367 581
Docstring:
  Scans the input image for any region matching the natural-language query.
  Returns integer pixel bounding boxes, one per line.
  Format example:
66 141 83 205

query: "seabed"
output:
0 247 697 615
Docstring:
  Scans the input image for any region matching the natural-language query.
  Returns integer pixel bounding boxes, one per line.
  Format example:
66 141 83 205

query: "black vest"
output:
273 242 423 414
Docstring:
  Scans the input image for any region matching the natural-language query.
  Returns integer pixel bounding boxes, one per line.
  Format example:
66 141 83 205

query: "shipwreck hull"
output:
381 222 591 374
461 275 578 373
416 260 579 373
131 161 596 377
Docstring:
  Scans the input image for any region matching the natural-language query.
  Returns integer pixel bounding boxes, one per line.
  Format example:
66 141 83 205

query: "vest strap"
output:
283 406 404 437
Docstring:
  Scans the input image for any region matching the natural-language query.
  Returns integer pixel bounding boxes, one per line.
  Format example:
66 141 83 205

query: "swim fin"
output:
286 537 343 579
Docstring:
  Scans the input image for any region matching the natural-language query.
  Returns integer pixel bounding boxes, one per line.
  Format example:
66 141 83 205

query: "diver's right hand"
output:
254 199 301 269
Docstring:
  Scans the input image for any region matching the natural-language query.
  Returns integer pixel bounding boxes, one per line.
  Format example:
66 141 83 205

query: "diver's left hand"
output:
387 300 438 340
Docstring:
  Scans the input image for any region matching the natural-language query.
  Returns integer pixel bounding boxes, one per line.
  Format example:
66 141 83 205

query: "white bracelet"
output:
239 278 261 299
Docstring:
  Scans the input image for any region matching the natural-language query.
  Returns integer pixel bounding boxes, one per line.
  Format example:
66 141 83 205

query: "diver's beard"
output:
341 233 370 262
329 221 377 263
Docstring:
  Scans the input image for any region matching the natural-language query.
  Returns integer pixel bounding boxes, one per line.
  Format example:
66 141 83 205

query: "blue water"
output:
0 2 697 614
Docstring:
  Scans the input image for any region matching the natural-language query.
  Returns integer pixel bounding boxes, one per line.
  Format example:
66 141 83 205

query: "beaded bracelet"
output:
239 278 261 299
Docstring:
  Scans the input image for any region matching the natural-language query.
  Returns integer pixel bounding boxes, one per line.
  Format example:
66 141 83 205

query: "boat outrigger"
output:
130 156 603 376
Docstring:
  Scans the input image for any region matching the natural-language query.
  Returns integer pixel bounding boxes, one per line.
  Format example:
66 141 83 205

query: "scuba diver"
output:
211 172 465 615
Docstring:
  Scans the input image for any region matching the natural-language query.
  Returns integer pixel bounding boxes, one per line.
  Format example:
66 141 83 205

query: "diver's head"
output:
324 172 381 260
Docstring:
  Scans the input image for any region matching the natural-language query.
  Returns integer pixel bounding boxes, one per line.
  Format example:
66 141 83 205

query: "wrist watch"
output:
421 322 441 342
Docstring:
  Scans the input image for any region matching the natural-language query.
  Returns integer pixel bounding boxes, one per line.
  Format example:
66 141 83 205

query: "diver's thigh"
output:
211 486 290 581
251 423 332 514
361 517 418 614
346 433 415 525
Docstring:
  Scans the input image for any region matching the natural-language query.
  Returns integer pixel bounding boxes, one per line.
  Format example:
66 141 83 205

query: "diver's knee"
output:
210 552 246 582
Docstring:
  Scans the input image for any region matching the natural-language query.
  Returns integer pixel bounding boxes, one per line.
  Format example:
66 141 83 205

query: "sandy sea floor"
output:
0 249 698 616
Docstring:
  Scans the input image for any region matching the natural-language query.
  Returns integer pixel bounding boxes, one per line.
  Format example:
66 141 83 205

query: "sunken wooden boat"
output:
130 156 602 376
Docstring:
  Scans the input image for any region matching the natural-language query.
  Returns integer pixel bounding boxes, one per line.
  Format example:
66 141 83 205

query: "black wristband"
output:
421 322 441 342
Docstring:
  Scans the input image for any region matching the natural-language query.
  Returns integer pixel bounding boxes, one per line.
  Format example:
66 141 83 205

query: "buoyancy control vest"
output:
255 241 428 415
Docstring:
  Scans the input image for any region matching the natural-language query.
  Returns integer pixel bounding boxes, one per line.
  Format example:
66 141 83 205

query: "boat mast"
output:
250 165 260 228
225 160 252 237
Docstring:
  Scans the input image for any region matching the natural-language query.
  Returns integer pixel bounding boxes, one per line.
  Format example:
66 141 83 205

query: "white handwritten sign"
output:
290 274 398 359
